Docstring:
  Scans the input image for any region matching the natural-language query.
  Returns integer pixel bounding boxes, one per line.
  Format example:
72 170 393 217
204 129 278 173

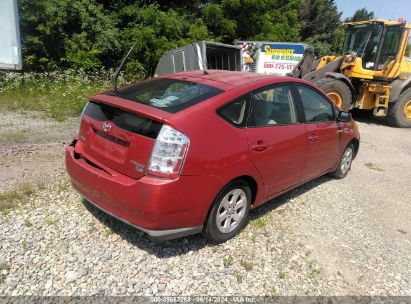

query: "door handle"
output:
308 134 318 143
252 141 268 151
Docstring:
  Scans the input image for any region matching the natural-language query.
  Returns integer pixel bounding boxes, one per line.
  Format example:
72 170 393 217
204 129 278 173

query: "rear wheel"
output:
387 89 411 128
330 144 354 179
204 180 251 243
315 78 352 111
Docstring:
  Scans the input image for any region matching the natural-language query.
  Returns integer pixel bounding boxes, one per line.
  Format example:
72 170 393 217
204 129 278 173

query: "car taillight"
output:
147 125 189 179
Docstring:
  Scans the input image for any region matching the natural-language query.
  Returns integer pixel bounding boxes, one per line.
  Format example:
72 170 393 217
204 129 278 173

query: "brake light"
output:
147 125 189 179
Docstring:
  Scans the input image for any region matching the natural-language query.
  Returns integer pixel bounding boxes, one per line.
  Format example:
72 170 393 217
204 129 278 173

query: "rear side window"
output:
108 78 223 113
297 85 334 123
218 97 248 127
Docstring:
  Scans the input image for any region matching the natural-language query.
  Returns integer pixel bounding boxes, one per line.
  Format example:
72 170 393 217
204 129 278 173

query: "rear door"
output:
295 84 340 180
246 84 307 197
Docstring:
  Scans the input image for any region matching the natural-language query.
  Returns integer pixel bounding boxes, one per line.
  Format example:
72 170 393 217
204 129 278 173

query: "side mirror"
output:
337 111 351 122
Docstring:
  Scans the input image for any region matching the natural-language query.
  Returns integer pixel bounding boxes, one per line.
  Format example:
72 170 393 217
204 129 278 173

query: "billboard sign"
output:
237 41 306 76
0 0 22 70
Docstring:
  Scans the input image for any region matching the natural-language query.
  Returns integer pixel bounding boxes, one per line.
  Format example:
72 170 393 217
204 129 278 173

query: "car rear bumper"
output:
83 196 202 242
65 141 223 241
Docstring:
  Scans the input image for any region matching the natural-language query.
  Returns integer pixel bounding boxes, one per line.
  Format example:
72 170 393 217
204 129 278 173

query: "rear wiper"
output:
112 41 138 94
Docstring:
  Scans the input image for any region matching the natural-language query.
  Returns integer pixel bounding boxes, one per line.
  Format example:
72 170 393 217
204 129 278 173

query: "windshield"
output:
108 78 224 114
343 24 383 69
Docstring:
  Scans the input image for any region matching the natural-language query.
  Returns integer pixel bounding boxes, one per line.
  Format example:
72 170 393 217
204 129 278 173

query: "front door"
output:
295 84 340 180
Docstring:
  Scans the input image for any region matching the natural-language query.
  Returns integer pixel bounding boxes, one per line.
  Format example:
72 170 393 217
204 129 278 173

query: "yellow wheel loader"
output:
290 19 411 127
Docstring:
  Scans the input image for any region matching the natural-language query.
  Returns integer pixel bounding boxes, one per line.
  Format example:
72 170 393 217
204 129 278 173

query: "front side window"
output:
297 86 334 123
249 85 299 127
108 78 223 114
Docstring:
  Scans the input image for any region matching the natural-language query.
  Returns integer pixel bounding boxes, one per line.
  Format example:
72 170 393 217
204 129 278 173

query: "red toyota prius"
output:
66 70 360 242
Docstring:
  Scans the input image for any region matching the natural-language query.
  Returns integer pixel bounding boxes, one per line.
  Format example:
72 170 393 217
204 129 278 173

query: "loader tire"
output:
315 78 352 111
387 89 411 128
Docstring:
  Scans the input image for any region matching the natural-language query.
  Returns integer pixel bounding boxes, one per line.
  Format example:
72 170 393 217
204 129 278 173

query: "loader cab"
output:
343 21 406 71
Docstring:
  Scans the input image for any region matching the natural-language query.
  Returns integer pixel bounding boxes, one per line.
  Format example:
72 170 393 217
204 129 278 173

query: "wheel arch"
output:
389 74 411 103
348 138 360 159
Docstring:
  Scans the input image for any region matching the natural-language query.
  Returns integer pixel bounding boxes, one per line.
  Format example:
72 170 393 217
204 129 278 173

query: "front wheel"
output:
330 144 354 179
204 180 251 243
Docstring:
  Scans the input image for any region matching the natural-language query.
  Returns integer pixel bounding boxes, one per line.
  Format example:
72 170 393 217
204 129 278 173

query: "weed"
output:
278 271 286 279
46 219 55 226
23 218 32 227
275 209 286 215
254 217 268 229
0 262 10 284
308 260 321 279
236 274 243 283
364 162 384 172
104 227 114 237
223 256 233 268
22 239 28 250
239 260 253 271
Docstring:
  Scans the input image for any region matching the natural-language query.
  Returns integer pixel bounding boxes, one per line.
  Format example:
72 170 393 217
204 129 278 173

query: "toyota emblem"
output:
102 121 112 133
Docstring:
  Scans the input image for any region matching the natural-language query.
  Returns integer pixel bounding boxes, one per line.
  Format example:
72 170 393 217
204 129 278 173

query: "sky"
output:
334 0 411 23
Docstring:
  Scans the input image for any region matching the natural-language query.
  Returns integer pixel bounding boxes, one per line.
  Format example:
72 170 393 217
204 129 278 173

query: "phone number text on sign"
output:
264 63 296 70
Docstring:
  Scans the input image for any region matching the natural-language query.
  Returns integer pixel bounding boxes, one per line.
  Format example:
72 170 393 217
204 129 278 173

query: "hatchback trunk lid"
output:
77 96 168 179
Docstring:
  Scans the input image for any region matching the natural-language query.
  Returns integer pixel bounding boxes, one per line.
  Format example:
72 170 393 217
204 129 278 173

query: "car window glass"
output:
297 86 334 123
218 97 247 126
107 78 223 114
249 85 298 126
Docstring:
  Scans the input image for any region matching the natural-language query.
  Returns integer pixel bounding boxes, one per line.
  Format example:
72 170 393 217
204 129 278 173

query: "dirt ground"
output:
0 110 410 295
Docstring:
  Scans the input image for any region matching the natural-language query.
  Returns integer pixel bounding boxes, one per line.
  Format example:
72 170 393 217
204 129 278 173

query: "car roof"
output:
163 69 299 90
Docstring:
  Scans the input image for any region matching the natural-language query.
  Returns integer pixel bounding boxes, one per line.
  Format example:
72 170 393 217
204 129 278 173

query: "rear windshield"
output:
107 78 223 113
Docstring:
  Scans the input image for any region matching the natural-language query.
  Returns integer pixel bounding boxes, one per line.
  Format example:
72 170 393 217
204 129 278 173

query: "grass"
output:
0 182 35 213
0 69 122 121
278 271 286 279
364 162 384 172
236 274 244 283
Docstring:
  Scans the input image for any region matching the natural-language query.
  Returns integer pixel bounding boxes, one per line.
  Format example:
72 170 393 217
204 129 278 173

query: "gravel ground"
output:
0 111 410 296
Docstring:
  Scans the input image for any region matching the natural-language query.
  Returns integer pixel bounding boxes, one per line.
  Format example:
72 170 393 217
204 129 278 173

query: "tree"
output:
299 0 343 57
300 0 342 41
202 0 301 43
345 8 375 22
19 0 120 71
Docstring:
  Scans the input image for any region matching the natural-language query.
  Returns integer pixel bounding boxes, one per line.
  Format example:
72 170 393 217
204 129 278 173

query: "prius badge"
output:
103 121 112 133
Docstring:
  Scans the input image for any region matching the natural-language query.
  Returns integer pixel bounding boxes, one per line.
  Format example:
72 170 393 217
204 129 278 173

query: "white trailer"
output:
0 0 22 70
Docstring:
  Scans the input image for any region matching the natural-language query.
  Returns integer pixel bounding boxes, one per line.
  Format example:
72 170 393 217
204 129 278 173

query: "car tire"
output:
387 89 411 128
315 78 352 111
203 180 251 243
330 144 354 179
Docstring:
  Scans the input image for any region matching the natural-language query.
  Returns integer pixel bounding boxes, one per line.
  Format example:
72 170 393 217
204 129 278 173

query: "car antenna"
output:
112 41 138 94
192 42 208 75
